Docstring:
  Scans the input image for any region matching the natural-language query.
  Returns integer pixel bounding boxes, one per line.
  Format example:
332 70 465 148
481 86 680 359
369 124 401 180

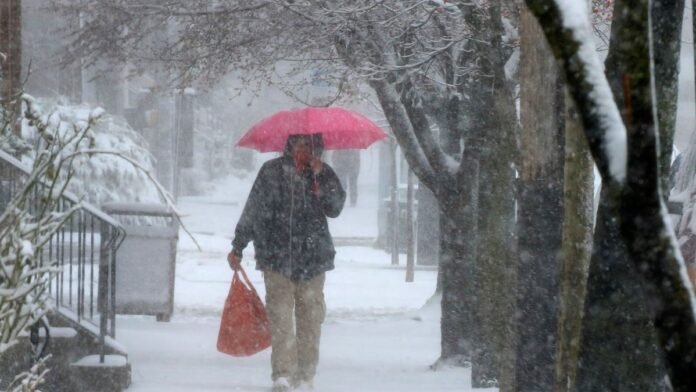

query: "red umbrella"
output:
236 107 387 152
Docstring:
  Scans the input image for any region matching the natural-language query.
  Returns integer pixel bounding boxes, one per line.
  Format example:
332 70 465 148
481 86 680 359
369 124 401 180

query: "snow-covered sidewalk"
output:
116 174 479 391
118 240 472 391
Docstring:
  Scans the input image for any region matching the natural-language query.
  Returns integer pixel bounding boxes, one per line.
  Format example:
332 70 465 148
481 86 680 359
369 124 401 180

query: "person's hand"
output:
227 250 242 271
310 157 324 175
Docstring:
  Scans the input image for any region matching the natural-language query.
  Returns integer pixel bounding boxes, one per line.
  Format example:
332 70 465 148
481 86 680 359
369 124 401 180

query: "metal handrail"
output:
0 150 126 362
0 149 123 227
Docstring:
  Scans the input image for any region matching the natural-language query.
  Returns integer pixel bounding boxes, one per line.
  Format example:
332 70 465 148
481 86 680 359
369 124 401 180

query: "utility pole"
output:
405 168 415 282
390 139 399 266
0 0 22 136
172 89 195 199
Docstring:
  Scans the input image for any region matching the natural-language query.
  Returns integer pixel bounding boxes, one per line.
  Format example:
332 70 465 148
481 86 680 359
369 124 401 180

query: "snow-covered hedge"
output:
20 99 163 206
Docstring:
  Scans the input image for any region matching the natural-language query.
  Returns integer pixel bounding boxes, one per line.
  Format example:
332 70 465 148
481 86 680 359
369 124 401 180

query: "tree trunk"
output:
575 2 669 390
450 3 519 387
613 1 696 387
369 78 475 362
652 0 685 195
576 191 666 392
437 152 480 365
554 92 593 392
362 9 516 374
475 103 517 390
515 5 565 391
0 0 22 136
416 184 439 267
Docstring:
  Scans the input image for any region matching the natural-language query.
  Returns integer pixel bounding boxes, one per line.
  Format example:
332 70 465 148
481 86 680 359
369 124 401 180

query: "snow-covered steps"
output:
0 325 81 390
45 311 132 391
70 354 131 392
0 312 132 391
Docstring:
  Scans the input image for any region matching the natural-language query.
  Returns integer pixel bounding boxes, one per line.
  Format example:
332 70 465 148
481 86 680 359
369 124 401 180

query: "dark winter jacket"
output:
232 141 346 281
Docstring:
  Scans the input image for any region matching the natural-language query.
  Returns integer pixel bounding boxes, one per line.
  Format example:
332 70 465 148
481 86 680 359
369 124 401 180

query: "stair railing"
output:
0 149 125 362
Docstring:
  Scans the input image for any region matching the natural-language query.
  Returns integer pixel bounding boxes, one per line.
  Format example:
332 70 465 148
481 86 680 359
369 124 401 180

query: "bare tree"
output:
327 3 518 385
524 1 696 391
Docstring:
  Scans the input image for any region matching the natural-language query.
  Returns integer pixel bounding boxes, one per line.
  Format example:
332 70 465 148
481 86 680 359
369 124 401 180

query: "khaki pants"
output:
264 270 326 382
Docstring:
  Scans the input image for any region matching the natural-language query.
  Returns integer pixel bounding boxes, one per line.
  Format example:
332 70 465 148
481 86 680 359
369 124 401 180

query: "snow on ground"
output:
117 168 480 391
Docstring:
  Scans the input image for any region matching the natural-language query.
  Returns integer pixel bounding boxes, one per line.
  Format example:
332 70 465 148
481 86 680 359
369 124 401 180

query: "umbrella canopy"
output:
236 107 387 152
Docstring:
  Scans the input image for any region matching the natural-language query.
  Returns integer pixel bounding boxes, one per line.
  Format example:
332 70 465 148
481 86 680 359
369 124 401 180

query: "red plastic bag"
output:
216 267 271 356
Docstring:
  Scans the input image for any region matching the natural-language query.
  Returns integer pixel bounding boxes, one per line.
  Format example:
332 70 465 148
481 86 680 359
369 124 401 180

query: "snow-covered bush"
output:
21 99 163 207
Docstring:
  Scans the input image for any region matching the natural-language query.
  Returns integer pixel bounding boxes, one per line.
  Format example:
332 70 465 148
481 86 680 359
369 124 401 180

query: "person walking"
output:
227 134 346 391
331 149 360 207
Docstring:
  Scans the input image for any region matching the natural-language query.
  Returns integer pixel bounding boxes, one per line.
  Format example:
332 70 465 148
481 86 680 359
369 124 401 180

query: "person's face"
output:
292 138 313 168
292 139 311 156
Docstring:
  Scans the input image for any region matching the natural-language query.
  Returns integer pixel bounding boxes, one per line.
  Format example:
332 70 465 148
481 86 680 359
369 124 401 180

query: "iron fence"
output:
0 150 125 361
